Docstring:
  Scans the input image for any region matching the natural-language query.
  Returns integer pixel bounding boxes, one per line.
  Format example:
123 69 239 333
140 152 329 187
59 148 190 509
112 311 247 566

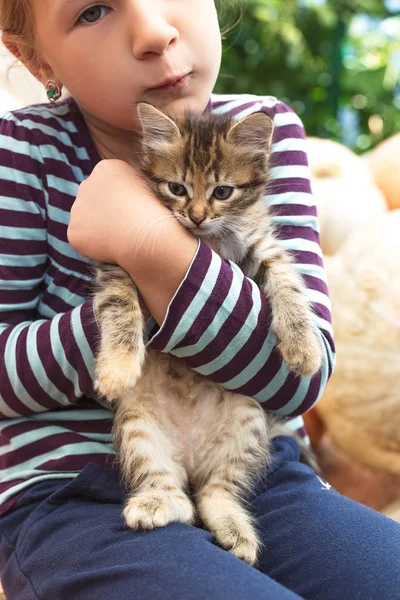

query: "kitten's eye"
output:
168 183 187 197
213 186 234 201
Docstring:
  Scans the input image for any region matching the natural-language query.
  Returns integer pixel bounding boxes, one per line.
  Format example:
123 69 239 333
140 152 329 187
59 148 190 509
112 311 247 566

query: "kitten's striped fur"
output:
92 103 322 565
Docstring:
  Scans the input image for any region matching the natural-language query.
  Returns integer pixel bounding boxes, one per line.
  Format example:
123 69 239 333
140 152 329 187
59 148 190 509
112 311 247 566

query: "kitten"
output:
92 102 323 565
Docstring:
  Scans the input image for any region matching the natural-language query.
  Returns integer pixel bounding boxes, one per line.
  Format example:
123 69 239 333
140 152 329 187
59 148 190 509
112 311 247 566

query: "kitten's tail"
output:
268 415 321 475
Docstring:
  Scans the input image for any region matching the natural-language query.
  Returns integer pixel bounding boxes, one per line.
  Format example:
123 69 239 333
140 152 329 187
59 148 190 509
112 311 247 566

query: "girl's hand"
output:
68 159 223 326
67 159 175 266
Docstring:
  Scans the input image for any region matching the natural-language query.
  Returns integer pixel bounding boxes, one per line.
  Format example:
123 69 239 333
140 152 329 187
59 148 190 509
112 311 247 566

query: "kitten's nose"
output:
189 213 206 226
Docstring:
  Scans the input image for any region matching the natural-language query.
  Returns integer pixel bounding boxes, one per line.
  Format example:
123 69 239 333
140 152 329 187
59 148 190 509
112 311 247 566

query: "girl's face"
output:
32 0 222 132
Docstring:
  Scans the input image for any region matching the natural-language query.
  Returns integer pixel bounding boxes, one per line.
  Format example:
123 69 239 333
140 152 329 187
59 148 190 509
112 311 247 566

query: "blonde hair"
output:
0 0 41 63
216 0 243 40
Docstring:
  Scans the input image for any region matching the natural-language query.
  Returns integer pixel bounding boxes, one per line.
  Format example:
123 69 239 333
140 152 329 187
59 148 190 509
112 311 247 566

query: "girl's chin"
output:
160 97 211 119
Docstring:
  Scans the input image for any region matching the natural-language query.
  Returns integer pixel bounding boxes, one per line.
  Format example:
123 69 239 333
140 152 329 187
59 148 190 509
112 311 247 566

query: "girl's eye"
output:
168 183 187 197
77 5 110 26
213 186 234 200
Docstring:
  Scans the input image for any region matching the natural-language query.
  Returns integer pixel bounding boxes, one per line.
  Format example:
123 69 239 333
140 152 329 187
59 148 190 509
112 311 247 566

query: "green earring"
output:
46 80 62 103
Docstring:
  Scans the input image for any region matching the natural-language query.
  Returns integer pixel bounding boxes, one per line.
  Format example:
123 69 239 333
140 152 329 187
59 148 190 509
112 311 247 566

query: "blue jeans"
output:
1 436 399 600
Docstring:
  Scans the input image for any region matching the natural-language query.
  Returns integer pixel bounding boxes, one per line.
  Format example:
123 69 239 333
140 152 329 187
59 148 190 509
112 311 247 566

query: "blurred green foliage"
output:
215 0 400 152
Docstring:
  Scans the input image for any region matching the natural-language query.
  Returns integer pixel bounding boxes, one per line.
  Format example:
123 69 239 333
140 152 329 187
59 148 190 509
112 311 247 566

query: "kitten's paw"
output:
123 489 196 530
210 514 261 566
197 492 261 566
94 346 145 401
279 325 323 377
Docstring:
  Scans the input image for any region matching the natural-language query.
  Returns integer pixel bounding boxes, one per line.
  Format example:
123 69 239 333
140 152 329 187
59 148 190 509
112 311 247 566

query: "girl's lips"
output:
149 73 192 93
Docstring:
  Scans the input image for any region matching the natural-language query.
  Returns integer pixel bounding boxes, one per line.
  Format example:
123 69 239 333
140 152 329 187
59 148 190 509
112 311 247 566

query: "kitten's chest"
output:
205 231 260 279
218 237 245 264
135 351 227 473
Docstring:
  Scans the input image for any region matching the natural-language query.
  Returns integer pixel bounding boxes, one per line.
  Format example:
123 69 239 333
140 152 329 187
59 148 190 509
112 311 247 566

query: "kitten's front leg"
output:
258 247 323 377
93 264 146 401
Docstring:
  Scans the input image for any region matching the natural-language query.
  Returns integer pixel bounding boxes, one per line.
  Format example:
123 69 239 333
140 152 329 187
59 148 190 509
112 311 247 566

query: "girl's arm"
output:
0 114 99 419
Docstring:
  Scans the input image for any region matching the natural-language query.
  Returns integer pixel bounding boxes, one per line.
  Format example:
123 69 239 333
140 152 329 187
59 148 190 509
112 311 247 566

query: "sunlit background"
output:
216 0 400 152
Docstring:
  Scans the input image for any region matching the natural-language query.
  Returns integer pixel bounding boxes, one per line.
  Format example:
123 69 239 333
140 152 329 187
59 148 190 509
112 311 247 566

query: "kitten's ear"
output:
136 102 181 150
226 111 274 153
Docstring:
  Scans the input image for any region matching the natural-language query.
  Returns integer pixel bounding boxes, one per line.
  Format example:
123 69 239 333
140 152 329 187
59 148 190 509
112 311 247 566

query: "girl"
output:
0 1 399 598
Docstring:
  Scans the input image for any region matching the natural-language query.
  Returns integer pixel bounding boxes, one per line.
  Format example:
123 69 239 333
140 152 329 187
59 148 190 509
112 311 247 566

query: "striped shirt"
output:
0 94 335 515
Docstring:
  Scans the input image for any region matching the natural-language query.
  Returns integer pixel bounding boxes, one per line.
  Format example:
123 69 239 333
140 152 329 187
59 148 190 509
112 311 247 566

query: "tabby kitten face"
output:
136 102 274 238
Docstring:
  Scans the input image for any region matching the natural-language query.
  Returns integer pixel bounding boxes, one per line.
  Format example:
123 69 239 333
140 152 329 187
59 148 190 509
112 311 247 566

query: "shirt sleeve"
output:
146 99 336 417
0 113 100 419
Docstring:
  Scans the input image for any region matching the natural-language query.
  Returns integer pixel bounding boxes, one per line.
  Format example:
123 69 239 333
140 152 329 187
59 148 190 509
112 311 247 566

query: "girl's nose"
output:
127 2 179 59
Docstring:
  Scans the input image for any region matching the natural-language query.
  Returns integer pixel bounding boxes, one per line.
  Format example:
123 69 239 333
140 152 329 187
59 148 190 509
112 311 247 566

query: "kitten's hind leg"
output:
114 397 196 531
193 396 270 566
93 264 146 401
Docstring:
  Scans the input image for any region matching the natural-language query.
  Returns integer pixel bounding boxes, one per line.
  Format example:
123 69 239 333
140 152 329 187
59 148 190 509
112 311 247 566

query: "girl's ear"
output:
1 33 23 61
227 111 274 153
136 102 181 151
1 32 54 85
